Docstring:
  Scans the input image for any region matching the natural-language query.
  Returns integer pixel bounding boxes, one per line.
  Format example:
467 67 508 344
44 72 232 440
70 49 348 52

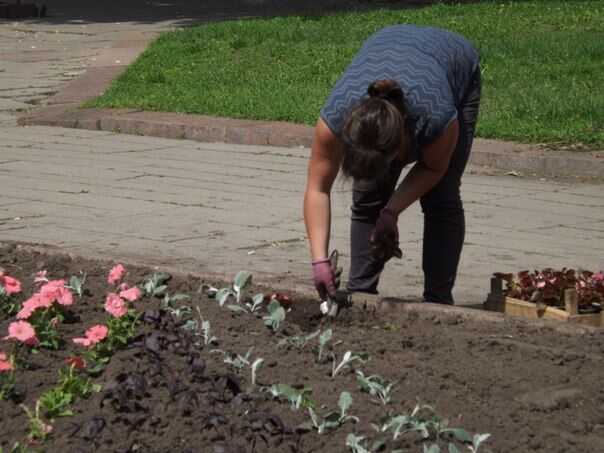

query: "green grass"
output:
91 0 603 148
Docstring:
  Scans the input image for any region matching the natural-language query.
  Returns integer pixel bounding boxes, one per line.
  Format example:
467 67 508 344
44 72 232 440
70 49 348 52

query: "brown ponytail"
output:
341 79 408 182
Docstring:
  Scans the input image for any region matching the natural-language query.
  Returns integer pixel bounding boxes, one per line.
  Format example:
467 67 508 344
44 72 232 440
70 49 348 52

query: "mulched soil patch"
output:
1 243 603 452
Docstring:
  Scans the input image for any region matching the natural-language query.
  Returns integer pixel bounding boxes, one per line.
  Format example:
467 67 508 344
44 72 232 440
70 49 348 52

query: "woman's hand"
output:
312 257 342 299
370 208 403 261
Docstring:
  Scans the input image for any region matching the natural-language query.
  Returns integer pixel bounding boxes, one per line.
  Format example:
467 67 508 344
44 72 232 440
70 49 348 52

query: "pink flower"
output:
118 282 128 292
16 293 52 319
40 279 66 302
55 286 73 306
73 324 108 347
50 317 59 327
536 281 546 289
39 420 53 434
4 321 39 346
119 286 141 302
0 350 13 371
104 293 127 317
593 271 603 282
108 264 125 285
0 275 22 295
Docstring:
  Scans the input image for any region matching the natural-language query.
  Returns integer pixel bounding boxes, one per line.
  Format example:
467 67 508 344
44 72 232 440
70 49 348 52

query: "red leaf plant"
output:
494 268 603 312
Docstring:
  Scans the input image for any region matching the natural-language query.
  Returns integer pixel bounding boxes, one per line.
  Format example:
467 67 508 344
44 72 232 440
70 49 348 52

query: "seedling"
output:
199 270 253 306
277 330 321 349
346 434 385 453
211 348 253 374
251 358 264 385
356 371 396 405
331 351 370 378
246 293 264 312
263 300 286 333
373 399 490 452
142 273 170 296
312 329 333 363
264 384 317 410
65 273 87 297
300 392 359 434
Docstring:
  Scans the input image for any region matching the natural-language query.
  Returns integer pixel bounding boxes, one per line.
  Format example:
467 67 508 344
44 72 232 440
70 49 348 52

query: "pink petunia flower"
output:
104 293 127 317
0 350 14 372
0 275 22 295
73 324 108 347
536 281 546 289
3 321 39 346
593 271 603 282
40 279 66 302
118 282 128 292
119 286 141 302
55 286 73 306
108 264 126 286
16 293 52 319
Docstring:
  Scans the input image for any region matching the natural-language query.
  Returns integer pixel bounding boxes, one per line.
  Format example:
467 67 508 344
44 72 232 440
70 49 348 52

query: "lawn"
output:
90 0 603 148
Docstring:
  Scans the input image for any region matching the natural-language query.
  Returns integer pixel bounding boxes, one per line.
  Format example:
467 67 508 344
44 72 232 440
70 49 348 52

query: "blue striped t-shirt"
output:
320 25 480 159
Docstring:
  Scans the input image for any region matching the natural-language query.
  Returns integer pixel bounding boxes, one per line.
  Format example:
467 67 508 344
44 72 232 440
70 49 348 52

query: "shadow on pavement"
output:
17 0 463 27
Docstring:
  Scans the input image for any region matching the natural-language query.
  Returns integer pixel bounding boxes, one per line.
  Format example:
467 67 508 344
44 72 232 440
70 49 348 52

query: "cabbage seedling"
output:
211 348 253 374
263 300 286 333
251 358 264 385
312 329 332 363
277 330 321 349
142 273 170 296
180 319 219 347
198 270 253 306
300 392 359 434
345 434 385 453
246 293 264 312
355 371 396 405
264 384 317 410
66 273 87 297
331 351 370 378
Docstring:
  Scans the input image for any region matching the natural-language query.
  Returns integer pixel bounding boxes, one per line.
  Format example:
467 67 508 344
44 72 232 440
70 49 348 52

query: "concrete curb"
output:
2 241 601 335
17 32 604 180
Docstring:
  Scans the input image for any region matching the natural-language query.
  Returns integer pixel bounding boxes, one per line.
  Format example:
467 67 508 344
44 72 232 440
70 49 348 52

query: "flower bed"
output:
1 244 603 451
485 269 603 328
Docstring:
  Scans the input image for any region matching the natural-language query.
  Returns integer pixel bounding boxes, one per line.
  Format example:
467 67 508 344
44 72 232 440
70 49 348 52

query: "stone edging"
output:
2 241 601 335
17 32 604 180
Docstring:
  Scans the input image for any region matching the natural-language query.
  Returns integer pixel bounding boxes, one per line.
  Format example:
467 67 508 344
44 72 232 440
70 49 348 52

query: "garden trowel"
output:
319 249 339 317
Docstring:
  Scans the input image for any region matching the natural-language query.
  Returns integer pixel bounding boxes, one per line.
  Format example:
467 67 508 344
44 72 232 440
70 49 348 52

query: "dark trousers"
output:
347 70 481 304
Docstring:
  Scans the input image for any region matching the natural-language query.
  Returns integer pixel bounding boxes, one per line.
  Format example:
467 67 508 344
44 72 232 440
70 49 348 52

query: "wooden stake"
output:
490 277 503 295
564 288 579 316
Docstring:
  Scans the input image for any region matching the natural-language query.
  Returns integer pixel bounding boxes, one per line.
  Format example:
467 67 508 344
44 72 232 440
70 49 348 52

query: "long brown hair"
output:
341 80 408 182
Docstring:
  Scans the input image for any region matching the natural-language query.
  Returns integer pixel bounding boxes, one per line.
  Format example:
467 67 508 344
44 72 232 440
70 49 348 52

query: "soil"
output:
1 243 603 452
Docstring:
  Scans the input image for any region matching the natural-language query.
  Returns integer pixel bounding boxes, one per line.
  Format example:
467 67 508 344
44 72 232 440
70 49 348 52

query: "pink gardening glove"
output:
370 208 403 261
312 258 341 299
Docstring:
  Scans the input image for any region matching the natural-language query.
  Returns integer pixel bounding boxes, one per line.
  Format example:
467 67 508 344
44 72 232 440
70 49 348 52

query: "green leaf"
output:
447 428 472 443
424 445 440 453
234 270 252 294
339 391 353 414
448 443 461 453
226 305 247 314
319 329 332 346
324 411 341 423
297 423 313 431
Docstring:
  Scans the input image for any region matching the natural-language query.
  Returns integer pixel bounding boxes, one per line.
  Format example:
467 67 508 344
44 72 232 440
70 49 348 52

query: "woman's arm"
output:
385 119 459 214
304 117 343 261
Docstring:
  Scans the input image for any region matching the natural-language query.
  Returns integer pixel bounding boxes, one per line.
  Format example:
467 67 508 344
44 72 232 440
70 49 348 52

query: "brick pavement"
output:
1 125 602 307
